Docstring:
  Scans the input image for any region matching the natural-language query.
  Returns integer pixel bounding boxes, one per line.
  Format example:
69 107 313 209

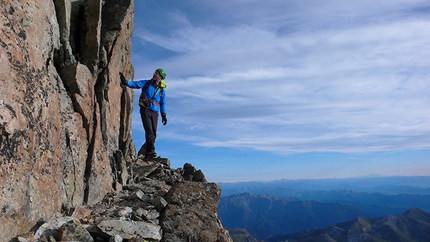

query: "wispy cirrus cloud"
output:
132 0 430 154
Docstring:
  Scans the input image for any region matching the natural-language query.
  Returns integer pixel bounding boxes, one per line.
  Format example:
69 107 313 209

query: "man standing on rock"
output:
120 69 167 160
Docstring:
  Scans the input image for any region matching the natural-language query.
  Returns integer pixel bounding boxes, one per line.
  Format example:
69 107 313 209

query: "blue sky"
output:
129 0 430 182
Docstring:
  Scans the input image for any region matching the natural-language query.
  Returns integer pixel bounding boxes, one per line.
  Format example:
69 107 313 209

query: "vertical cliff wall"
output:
0 0 135 239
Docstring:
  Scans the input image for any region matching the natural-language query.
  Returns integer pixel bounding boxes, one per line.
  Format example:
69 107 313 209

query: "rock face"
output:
0 1 232 241
1 0 133 239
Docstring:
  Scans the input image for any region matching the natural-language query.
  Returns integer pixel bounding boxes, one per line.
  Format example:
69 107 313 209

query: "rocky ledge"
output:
11 158 232 242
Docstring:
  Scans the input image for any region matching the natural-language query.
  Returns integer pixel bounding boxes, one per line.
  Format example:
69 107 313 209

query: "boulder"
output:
97 220 162 240
162 182 233 242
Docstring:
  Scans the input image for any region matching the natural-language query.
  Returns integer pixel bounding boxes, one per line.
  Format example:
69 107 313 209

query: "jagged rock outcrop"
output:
0 0 135 240
162 182 229 241
227 228 264 242
11 160 233 242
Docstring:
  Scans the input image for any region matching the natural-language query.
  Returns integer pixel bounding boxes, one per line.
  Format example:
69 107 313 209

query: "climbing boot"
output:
144 150 157 160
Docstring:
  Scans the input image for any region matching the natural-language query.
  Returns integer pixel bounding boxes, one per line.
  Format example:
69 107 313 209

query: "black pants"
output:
140 106 158 154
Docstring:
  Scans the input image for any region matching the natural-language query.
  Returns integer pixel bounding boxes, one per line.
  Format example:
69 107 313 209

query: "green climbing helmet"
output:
156 68 166 80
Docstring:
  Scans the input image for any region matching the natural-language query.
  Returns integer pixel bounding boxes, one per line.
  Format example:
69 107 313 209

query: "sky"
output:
129 0 430 183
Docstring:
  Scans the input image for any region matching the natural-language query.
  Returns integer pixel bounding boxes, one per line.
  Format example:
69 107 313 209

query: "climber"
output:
120 69 167 160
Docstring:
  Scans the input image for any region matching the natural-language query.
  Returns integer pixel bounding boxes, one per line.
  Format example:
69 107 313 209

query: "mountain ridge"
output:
219 185 430 215
218 193 371 239
218 192 430 240
219 176 430 196
269 208 430 242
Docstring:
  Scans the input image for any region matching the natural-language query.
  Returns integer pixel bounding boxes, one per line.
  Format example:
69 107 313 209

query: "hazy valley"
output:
218 176 430 241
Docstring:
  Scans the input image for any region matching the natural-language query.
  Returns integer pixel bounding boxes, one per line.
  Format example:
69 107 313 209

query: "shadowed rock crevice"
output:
119 86 133 154
83 101 98 205
70 0 86 62
101 0 131 62
61 130 77 205
53 0 77 69
94 70 108 144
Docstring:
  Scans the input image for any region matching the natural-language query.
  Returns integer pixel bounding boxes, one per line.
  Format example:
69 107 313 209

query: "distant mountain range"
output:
218 177 430 241
231 188 430 216
268 208 430 242
218 193 370 239
218 192 430 240
219 176 430 196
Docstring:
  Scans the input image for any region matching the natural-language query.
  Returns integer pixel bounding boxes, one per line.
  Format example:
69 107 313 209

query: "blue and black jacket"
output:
125 79 166 114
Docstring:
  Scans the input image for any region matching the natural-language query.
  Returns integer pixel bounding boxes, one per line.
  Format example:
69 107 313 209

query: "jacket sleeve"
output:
160 89 166 114
125 80 148 89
